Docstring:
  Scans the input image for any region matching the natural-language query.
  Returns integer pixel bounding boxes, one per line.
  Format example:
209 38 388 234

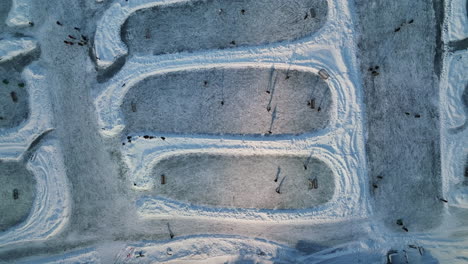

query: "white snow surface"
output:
17 248 100 264
0 140 71 248
444 51 467 129
0 36 37 63
0 62 54 161
1 0 466 262
6 0 33 28
446 0 468 42
440 0 468 210
130 134 363 222
94 0 370 223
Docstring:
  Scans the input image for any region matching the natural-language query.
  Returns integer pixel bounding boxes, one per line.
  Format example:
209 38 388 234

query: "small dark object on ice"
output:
439 197 448 203
136 251 145 258
309 178 318 189
307 98 315 109
56 21 63 26
68 35 76 40
371 71 379 76
275 186 281 194
318 69 329 80
161 174 166 185
266 106 271 112
386 249 398 264
402 226 409 232
18 82 25 88
317 106 321 112
415 114 421 118
372 183 378 189
230 40 236 45
3 79 9 84
131 101 137 112
13 189 19 200
78 42 84 46
143 135 149 139
241 9 245 15
10 91 18 102
28 21 34 26
405 112 410 116
377 175 383 179
274 167 281 182
394 27 401 32
166 248 173 255
160 136 166 140
268 130 272 134
203 80 208 86
81 35 88 41
74 27 81 31
221 100 224 105
396 219 404 226
408 19 414 24
167 223 174 239
304 13 308 20
266 90 270 94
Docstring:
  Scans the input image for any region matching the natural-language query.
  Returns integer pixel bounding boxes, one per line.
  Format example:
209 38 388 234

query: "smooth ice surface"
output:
122 67 331 135
123 0 327 56
150 153 334 209
0 161 35 232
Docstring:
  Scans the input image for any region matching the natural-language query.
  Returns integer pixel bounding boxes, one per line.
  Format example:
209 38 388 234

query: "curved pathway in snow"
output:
0 140 71 248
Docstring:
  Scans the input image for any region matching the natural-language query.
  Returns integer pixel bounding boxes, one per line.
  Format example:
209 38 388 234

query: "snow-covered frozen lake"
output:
0 0 466 263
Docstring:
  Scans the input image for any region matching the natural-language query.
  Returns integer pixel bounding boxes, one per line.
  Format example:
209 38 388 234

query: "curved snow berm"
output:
113 236 380 264
5 0 33 28
114 235 299 263
440 0 468 210
0 140 71 248
94 0 327 69
444 51 467 129
0 36 37 63
0 62 53 161
134 138 357 222
446 0 468 42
